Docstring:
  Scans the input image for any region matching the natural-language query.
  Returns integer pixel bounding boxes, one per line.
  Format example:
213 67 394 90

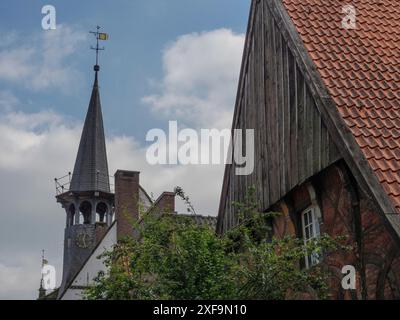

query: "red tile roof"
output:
282 0 400 212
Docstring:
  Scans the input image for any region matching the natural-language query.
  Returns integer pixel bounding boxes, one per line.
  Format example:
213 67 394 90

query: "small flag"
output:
98 33 109 40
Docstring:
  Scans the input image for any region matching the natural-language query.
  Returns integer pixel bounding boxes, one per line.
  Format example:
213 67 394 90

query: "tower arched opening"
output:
96 202 108 223
68 204 76 226
79 201 92 224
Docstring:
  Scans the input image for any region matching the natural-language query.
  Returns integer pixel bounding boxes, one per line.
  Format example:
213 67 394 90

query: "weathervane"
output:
89 26 109 71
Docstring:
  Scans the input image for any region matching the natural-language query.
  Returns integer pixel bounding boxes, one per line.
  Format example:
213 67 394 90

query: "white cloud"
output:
0 256 41 300
142 29 244 129
0 30 18 48
0 27 243 299
0 109 224 299
0 25 86 92
0 47 33 81
0 109 80 300
0 91 19 112
107 134 224 215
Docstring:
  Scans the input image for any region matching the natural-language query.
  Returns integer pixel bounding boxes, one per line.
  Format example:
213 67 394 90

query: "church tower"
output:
55 28 114 296
51 27 178 300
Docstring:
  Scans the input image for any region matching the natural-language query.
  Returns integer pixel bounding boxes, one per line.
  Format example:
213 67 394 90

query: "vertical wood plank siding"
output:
218 0 340 233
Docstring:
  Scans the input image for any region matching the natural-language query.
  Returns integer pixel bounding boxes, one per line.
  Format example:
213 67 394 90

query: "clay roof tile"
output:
282 0 400 211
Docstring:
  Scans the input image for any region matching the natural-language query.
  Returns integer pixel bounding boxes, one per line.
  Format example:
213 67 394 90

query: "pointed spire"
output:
70 69 110 193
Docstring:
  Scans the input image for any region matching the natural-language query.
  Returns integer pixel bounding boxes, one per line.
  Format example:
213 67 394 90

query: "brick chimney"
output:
153 192 176 214
114 170 140 239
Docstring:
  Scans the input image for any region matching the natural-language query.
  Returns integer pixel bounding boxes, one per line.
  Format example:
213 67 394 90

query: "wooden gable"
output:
218 0 400 242
217 0 341 232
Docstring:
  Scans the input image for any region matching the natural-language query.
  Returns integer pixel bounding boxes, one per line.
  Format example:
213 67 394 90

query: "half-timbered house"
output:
217 0 400 299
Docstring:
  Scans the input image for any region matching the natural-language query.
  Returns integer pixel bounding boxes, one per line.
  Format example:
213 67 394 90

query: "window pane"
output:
308 211 313 224
309 224 314 238
302 207 320 268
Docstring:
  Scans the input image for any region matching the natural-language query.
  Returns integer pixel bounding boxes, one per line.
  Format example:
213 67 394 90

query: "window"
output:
301 207 321 268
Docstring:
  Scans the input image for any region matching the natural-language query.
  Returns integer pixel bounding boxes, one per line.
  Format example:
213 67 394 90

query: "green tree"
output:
85 213 236 299
85 187 349 300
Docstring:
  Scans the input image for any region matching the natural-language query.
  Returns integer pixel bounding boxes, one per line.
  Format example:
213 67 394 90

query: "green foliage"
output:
85 213 236 299
234 235 341 299
85 186 350 300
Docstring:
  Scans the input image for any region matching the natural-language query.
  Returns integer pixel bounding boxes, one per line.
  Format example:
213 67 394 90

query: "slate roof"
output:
282 0 400 211
70 71 111 193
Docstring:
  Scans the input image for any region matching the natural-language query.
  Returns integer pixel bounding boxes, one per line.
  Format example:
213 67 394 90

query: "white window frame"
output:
301 206 321 268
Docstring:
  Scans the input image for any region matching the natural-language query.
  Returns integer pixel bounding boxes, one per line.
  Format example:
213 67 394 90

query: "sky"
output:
0 0 250 299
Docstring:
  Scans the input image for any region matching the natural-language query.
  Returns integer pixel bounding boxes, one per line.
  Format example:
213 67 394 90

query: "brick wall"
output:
272 162 400 299
152 192 176 215
114 170 176 240
114 170 140 240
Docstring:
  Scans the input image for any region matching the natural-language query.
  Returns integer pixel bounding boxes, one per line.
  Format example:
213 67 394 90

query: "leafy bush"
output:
85 187 349 300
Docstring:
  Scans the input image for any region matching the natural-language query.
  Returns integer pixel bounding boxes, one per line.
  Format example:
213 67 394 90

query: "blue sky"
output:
0 0 249 137
0 0 250 299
